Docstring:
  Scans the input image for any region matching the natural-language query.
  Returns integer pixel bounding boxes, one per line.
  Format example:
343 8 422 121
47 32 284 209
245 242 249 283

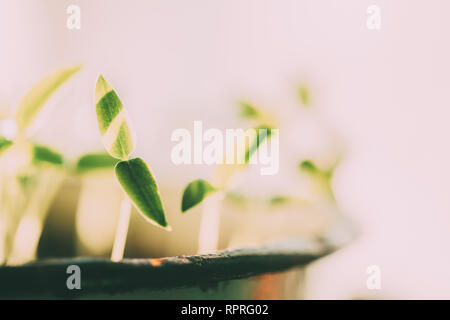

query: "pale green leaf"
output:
239 101 260 119
298 85 310 106
269 195 293 206
115 157 169 229
16 65 81 133
95 75 135 160
244 125 272 163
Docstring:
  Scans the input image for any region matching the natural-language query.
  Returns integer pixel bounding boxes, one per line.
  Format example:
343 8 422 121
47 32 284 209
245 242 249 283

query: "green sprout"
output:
0 65 80 159
298 85 310 107
0 66 80 265
181 102 275 214
180 101 277 253
94 75 169 261
181 126 274 213
299 159 338 202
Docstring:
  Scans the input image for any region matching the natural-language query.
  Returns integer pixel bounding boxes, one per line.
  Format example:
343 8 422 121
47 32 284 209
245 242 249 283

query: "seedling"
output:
0 65 80 156
182 84 343 253
181 102 278 253
245 87 341 205
298 158 341 203
94 75 169 262
0 66 81 264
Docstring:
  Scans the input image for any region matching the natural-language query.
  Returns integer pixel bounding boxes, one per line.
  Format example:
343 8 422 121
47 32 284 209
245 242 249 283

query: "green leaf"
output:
299 160 319 175
181 179 217 212
239 102 260 119
269 195 292 206
244 125 272 163
32 145 64 167
115 157 169 229
16 65 81 133
76 152 118 173
298 85 310 106
299 159 336 201
95 75 135 160
0 136 13 155
299 160 333 180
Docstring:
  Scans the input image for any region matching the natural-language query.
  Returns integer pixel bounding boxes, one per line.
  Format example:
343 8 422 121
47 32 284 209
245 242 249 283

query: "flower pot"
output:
0 218 353 299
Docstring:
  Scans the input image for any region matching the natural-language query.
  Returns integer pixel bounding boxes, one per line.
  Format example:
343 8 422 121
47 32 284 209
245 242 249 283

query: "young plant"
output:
298 158 341 203
0 65 81 264
94 75 169 262
0 65 81 155
181 102 277 253
244 87 341 206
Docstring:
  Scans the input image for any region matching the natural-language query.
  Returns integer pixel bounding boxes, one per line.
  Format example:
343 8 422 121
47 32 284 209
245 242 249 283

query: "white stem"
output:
111 197 132 262
7 215 42 266
197 192 223 254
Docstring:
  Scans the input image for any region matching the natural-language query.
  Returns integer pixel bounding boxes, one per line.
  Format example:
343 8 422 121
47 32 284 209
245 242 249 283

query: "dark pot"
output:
0 218 354 299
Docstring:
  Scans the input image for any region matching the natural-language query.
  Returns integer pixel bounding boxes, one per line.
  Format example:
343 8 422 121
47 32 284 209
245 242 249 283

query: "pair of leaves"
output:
299 160 333 180
180 126 271 213
180 125 274 213
299 159 337 201
0 66 79 171
94 76 168 229
239 86 310 117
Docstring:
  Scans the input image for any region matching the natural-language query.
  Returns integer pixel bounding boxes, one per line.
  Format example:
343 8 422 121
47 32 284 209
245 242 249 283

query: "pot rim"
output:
0 217 355 299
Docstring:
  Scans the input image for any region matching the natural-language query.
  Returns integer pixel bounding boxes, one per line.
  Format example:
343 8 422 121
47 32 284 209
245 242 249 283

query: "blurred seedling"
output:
0 66 81 264
181 102 278 253
190 86 341 252
94 75 170 262
299 159 341 203
241 86 342 206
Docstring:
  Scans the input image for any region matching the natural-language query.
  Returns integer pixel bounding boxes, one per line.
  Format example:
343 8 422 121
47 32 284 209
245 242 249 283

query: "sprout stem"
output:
197 192 223 254
111 197 132 262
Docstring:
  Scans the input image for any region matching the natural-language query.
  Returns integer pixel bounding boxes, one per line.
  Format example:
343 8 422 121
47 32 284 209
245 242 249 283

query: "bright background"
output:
1 0 450 299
